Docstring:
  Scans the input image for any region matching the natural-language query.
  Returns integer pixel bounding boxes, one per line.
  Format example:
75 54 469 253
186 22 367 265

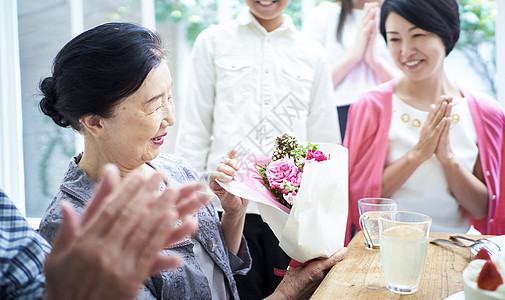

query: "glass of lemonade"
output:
358 198 397 250
378 211 432 294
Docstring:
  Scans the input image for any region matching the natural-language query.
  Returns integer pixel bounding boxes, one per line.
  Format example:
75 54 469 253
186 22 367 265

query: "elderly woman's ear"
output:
79 114 104 136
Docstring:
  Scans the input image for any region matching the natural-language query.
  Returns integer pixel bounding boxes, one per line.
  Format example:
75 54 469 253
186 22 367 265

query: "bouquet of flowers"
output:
256 134 329 210
217 134 348 263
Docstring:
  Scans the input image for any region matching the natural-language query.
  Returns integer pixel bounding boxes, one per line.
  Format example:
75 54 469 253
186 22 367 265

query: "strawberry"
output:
477 260 504 291
474 248 491 261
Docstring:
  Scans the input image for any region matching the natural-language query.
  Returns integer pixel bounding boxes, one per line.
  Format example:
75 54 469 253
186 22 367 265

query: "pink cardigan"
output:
344 80 505 244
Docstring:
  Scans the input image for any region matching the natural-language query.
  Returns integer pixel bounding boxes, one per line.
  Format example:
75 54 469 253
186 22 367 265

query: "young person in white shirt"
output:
175 0 340 298
302 0 398 139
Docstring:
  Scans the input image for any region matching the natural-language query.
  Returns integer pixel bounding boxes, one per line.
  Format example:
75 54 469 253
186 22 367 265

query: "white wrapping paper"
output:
217 143 348 263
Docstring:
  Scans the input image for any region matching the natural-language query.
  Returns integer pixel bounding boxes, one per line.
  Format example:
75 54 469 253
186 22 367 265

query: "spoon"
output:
430 236 501 256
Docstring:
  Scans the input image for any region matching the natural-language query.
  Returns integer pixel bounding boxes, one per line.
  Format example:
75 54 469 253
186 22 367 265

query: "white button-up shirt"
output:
176 9 340 212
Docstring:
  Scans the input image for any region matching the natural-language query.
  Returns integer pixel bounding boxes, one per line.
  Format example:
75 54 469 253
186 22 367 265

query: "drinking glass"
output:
358 198 397 250
378 211 432 294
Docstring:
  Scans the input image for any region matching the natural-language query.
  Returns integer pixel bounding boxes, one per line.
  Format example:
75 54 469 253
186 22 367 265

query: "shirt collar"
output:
59 153 97 204
236 7 296 34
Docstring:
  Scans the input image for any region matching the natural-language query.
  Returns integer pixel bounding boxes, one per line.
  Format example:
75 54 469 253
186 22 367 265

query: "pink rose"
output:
265 158 299 189
307 149 327 162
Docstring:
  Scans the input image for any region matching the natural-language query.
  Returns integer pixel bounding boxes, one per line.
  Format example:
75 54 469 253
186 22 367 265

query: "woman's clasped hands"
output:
415 95 455 164
353 2 380 66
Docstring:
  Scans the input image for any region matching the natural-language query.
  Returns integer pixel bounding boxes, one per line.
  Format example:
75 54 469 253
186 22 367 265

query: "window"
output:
1 0 25 214
1 0 503 228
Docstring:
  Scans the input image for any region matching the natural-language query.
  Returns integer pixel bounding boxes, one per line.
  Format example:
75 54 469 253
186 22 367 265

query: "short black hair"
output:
39 22 166 131
379 0 460 56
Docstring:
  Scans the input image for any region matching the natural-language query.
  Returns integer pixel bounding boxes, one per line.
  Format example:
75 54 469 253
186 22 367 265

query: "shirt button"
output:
207 238 216 253
492 195 496 200
264 100 270 105
265 69 270 74
486 171 491 176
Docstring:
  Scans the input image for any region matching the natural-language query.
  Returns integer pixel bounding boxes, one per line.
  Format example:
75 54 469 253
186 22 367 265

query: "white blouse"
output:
387 95 478 233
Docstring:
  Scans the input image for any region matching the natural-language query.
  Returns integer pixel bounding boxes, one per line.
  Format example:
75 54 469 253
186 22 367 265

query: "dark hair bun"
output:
39 77 70 128
38 22 165 131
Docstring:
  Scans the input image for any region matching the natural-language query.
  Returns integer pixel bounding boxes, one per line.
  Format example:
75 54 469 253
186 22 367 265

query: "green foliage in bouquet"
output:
271 134 299 161
267 134 323 170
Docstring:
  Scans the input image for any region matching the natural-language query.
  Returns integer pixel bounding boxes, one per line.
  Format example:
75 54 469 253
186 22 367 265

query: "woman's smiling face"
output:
384 12 446 83
99 60 175 167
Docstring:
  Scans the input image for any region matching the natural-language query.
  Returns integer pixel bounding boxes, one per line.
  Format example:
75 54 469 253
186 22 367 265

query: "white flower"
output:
283 192 297 205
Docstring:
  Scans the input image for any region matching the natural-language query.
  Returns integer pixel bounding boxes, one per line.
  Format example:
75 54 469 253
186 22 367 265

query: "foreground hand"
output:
43 164 209 300
266 248 348 300
209 150 248 215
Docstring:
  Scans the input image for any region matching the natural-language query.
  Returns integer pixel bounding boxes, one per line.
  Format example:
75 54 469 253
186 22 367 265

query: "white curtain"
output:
0 0 25 214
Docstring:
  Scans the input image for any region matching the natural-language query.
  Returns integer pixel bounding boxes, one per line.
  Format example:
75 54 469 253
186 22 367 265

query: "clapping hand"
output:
351 2 378 62
415 95 453 163
433 97 456 164
44 165 209 300
363 2 380 66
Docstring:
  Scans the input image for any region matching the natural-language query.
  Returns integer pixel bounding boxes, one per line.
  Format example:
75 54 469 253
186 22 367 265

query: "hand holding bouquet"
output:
217 134 348 263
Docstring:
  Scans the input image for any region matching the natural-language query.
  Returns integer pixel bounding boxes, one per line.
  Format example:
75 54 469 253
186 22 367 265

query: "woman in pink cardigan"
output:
344 0 505 243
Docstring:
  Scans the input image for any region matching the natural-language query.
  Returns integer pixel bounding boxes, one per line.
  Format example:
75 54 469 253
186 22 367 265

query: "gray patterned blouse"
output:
39 153 251 299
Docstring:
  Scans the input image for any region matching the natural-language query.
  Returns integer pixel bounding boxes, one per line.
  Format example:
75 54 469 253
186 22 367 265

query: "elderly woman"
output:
38 22 347 300
345 0 505 241
38 22 251 299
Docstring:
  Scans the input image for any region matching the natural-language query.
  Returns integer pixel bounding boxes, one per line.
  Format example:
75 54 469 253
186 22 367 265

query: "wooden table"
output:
312 231 491 299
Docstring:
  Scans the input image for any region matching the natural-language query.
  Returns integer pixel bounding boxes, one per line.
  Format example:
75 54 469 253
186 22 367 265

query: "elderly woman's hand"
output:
209 150 249 254
266 247 348 300
209 150 249 215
